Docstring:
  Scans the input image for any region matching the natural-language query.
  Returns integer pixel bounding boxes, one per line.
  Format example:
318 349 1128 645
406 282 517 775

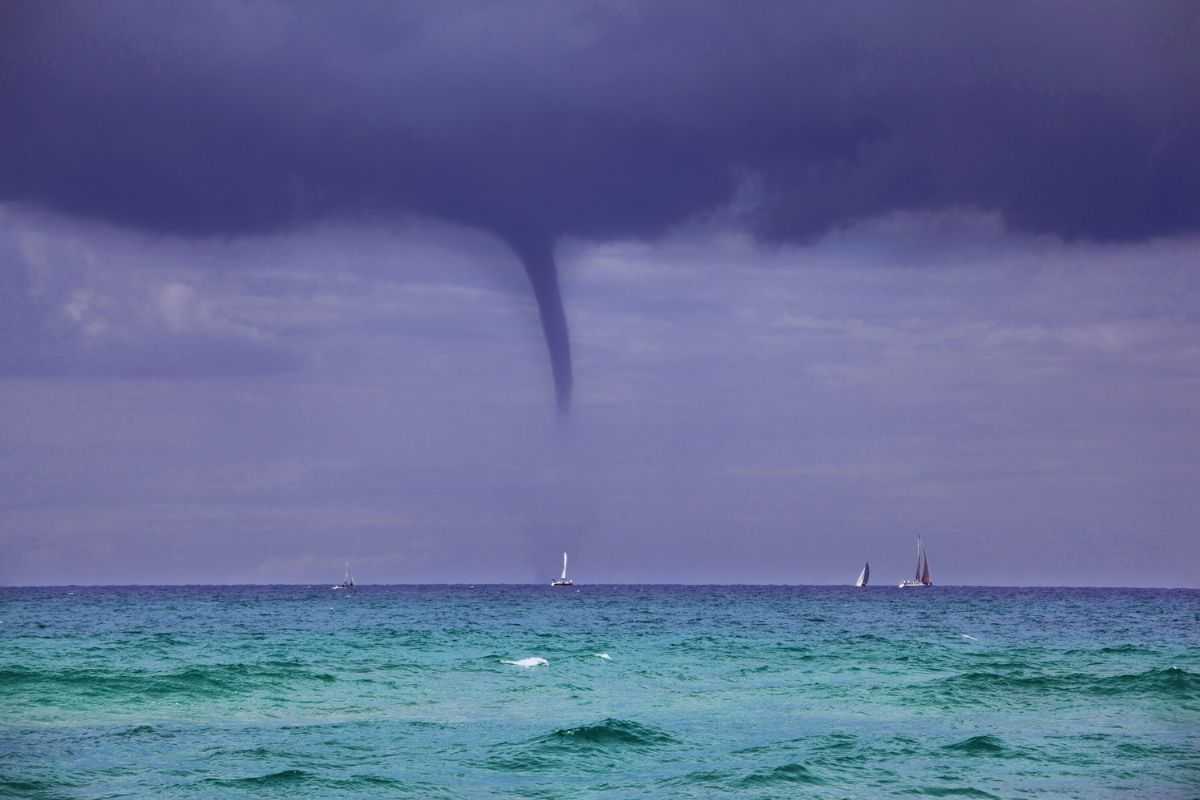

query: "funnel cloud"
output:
510 236 572 414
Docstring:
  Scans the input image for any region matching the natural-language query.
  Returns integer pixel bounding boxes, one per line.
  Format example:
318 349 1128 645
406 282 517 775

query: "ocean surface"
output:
1 586 1197 799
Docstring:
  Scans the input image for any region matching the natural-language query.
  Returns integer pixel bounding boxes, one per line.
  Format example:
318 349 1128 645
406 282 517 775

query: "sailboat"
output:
550 552 574 587
898 537 933 588
332 562 355 591
855 562 870 588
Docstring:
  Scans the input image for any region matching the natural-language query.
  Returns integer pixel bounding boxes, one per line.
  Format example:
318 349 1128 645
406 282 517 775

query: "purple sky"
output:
2 2 1198 586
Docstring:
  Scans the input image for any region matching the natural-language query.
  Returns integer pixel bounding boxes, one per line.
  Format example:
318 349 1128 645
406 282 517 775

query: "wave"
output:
537 718 677 749
944 735 1007 755
918 787 1001 799
331 774 412 790
772 644 815 656
668 634 722 649
737 762 824 787
659 768 732 788
734 663 780 676
847 633 889 644
1098 644 1155 654
114 724 166 738
501 657 548 668
936 666 1199 701
483 718 678 774
208 745 288 762
203 768 417 792
0 662 336 699
206 769 312 788
0 779 62 795
1063 643 1159 656
1094 666 1199 696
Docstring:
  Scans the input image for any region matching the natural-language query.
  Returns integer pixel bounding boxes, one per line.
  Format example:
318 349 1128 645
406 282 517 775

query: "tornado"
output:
509 236 572 414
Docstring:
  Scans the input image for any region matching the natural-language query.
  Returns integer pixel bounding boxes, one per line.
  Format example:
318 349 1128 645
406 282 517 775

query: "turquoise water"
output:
2 586 1198 798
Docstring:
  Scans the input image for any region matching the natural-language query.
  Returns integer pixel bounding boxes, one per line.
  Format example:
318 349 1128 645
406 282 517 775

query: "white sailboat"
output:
898 537 933 588
550 552 574 587
855 562 870 588
332 561 355 590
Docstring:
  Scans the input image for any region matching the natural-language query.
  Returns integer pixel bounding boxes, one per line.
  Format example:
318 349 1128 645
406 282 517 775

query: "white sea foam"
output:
961 634 979 641
502 657 549 668
595 652 612 660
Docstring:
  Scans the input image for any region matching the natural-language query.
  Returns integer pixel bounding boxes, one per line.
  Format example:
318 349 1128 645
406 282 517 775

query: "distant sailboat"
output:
898 537 933 588
550 552 574 587
332 562 355 590
855 562 870 588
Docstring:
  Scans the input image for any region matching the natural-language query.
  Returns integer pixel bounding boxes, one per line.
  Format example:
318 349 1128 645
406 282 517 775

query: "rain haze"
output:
2 1 1198 586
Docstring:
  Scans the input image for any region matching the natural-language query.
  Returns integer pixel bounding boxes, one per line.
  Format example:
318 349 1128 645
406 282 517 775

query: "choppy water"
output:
2 586 1198 798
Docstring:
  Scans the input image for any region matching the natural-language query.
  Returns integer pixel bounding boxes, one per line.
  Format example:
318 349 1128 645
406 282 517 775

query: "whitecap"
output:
501 657 549 668
960 633 979 641
594 652 612 661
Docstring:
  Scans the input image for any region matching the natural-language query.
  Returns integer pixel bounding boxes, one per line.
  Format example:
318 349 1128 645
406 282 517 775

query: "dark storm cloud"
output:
5 0 1197 239
3 1 1198 405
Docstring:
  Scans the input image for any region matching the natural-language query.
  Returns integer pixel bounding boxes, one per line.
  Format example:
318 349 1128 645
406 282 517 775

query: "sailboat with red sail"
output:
898 536 933 588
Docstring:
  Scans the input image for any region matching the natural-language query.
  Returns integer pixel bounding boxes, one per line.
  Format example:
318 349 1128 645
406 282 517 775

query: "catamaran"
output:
550 552 574 587
898 537 933 588
855 562 870 587
332 562 355 590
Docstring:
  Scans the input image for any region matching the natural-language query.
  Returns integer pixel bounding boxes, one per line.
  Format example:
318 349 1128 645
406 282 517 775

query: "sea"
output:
1 585 1197 799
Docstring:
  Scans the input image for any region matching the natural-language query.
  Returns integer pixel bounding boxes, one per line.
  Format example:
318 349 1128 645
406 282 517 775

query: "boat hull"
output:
897 580 931 588
550 580 574 587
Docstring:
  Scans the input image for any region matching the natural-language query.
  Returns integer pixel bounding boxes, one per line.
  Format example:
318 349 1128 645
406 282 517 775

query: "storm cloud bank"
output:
3 1 1198 407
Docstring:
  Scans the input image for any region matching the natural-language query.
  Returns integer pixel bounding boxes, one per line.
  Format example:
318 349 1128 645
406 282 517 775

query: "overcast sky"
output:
2 2 1198 586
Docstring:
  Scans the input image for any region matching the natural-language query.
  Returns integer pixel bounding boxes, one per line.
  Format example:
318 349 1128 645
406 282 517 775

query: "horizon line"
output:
1 582 1196 590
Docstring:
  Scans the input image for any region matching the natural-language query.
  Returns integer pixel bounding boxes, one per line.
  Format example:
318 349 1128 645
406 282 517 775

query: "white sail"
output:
898 536 933 588
333 561 355 590
551 551 574 586
855 562 870 587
